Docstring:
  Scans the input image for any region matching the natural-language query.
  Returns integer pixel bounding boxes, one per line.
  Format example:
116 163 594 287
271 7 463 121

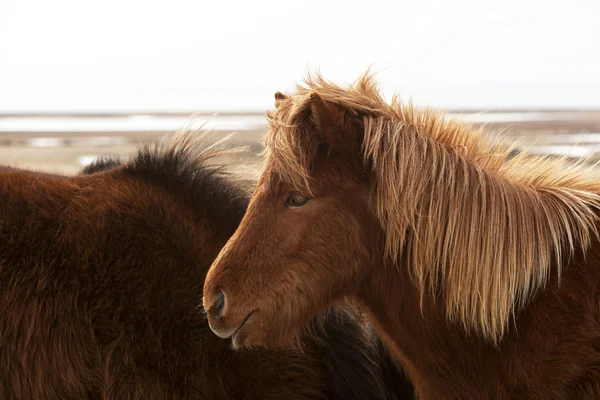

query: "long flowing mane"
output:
265 71 600 342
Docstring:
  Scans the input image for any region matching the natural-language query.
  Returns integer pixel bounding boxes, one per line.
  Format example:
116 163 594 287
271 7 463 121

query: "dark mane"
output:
81 155 122 174
82 134 250 241
123 136 250 241
311 307 411 400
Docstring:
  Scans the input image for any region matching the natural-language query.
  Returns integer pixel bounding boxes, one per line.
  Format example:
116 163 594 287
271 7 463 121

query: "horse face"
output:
203 164 376 348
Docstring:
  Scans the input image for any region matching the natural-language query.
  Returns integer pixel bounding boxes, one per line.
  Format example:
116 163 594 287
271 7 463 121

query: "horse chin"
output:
230 316 303 350
229 310 259 349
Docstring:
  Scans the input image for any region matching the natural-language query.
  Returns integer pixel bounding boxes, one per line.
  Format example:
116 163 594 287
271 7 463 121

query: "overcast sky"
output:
1 0 599 112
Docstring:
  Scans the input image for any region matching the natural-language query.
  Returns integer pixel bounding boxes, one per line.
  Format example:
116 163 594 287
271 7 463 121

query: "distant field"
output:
1 110 600 179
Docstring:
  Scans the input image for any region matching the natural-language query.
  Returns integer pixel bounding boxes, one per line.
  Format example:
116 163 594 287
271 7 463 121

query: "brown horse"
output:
0 131 413 399
204 72 600 399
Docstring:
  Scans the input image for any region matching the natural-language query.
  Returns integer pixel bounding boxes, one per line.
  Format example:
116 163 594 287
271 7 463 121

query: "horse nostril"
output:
213 290 226 317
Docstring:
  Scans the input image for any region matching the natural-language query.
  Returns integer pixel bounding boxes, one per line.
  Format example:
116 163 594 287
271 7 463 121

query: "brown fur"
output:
204 72 600 399
0 130 411 399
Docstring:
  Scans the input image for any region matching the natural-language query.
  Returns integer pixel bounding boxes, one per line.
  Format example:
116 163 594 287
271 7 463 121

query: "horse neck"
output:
358 229 600 399
358 255 504 399
356 253 432 392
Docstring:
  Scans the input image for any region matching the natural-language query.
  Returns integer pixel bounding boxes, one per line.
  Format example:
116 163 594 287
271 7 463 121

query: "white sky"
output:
1 0 599 112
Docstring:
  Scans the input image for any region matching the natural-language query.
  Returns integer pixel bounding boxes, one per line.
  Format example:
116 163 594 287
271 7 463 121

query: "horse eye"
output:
285 192 309 208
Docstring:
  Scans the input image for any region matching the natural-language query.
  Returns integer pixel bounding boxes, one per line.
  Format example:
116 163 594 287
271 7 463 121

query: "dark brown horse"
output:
0 131 413 399
204 72 600 399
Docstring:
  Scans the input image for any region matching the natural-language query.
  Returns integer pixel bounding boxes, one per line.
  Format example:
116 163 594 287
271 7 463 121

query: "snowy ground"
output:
1 110 599 179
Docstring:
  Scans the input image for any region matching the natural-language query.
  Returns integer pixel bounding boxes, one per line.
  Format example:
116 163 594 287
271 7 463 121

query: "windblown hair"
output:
265 71 600 342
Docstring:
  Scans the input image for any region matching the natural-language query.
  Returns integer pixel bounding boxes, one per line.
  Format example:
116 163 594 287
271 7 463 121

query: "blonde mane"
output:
265 71 600 342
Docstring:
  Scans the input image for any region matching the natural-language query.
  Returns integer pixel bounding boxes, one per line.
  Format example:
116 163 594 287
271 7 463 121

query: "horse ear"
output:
307 94 363 155
274 91 288 107
308 93 344 145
